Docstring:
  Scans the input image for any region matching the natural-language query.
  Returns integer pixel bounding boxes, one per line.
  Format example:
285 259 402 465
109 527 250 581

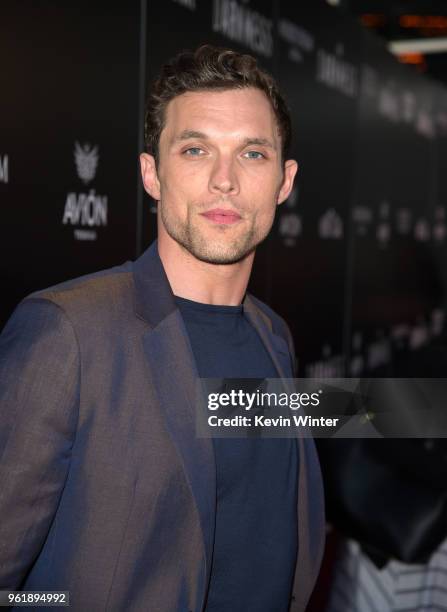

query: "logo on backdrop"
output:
212 0 273 58
376 200 391 247
361 64 436 139
0 154 8 183
316 43 358 99
414 217 430 242
396 207 412 236
352 205 373 236
278 18 314 64
306 344 344 378
62 142 108 241
74 142 99 184
318 208 343 239
278 186 302 247
353 201 446 245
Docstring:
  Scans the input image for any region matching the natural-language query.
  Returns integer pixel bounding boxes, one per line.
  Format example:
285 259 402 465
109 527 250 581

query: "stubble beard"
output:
159 201 274 265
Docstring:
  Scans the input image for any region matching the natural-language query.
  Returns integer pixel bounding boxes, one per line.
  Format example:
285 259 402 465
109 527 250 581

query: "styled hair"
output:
144 44 292 164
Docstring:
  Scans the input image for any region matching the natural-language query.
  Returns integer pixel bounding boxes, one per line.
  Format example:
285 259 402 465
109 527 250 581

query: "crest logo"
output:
318 208 343 239
62 141 107 241
74 141 99 185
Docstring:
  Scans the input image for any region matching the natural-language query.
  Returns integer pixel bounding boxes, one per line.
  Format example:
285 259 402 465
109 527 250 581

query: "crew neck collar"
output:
174 294 244 315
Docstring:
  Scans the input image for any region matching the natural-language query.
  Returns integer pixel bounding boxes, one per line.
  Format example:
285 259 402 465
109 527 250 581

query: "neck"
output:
157 233 254 306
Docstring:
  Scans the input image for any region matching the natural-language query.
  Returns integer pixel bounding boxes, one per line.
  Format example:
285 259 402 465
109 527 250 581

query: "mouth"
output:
200 208 242 226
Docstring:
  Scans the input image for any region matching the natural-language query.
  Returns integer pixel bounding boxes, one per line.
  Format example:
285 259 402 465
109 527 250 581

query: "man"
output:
0 45 324 611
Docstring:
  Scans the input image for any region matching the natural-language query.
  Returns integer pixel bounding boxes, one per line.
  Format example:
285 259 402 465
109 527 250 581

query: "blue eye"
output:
244 150 265 159
184 147 204 156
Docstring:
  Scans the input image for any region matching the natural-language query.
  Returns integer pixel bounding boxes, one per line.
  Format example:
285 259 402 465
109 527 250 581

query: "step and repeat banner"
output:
0 1 142 328
2 0 446 377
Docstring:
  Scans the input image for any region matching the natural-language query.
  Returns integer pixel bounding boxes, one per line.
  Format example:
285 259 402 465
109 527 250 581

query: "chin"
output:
189 241 256 265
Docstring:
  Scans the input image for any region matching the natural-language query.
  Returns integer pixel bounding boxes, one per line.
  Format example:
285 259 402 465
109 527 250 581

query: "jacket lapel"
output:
244 293 326 608
132 241 216 592
243 294 294 382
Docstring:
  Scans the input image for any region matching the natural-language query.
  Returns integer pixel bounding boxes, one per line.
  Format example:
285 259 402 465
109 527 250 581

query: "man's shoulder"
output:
25 259 135 320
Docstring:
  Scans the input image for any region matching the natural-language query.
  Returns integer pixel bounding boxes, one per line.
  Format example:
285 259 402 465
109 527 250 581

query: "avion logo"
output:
62 142 108 241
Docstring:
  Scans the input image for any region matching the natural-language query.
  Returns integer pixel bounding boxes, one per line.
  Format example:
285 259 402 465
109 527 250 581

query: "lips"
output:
201 208 242 225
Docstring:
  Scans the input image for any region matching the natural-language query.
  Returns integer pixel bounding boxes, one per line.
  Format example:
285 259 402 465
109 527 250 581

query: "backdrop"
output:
2 0 446 377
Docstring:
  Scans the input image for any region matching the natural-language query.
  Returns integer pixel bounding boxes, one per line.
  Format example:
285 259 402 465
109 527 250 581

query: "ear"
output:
140 153 161 201
277 159 298 206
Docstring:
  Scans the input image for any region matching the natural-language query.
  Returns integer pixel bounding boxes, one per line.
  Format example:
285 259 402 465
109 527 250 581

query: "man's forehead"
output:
162 88 279 143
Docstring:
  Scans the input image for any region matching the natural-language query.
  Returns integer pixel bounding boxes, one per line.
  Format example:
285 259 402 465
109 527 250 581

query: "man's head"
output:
140 44 297 265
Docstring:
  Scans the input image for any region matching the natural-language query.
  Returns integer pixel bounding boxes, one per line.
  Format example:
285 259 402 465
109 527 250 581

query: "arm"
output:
0 298 80 588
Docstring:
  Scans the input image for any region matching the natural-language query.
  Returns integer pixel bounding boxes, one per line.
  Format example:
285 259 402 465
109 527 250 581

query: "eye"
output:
243 150 265 160
183 147 205 156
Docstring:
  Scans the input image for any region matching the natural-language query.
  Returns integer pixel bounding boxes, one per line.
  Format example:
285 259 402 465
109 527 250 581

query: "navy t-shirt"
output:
175 296 298 612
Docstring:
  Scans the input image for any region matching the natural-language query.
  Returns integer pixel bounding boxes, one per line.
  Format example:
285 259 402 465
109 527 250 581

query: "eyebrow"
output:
173 130 277 150
174 130 208 142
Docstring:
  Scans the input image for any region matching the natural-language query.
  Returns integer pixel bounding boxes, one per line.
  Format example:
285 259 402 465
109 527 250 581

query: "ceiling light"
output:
389 37 447 55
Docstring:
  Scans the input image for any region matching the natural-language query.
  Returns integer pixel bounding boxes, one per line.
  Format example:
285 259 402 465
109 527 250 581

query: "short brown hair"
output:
144 44 292 164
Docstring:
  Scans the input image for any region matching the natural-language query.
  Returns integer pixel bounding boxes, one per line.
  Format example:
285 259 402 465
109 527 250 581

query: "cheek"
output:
249 184 279 216
160 170 189 208
245 168 281 200
250 195 279 233
161 163 204 203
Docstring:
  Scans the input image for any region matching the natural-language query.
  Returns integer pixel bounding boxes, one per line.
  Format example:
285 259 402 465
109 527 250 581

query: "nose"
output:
208 154 240 195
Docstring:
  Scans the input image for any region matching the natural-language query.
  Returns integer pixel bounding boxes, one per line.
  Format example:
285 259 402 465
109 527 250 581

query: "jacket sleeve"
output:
0 297 80 588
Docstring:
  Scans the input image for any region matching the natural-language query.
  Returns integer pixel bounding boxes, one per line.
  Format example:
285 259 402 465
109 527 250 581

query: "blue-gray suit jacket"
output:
0 240 325 611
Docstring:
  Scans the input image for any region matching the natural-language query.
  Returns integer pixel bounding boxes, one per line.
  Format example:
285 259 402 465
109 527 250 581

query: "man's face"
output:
141 87 297 265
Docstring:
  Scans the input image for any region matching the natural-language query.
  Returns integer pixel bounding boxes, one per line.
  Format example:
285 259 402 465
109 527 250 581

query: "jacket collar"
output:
133 239 177 328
